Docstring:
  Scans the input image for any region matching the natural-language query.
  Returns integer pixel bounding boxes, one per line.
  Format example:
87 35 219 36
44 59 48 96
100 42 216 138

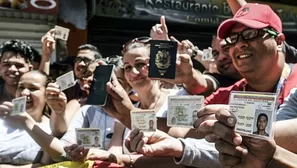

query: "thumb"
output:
215 107 237 127
178 54 191 63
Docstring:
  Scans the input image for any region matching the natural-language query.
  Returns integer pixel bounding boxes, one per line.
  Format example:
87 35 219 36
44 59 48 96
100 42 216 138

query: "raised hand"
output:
45 83 67 114
150 16 170 41
41 28 56 58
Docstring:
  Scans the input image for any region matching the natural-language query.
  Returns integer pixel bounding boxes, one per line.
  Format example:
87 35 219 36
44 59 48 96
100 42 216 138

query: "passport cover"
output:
149 40 177 79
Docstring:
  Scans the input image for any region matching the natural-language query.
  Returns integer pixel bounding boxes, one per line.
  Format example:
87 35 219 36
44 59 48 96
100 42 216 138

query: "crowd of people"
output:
1 0 297 167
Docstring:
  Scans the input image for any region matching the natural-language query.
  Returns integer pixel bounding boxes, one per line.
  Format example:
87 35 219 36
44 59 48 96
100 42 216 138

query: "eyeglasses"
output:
122 37 151 54
225 28 279 45
74 57 93 64
123 62 148 73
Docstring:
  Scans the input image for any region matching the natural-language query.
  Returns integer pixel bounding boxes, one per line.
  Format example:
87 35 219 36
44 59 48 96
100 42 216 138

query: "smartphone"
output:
86 64 114 106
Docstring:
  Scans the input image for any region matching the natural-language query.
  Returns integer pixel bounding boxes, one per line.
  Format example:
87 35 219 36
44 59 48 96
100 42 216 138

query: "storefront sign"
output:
0 0 59 15
94 0 297 31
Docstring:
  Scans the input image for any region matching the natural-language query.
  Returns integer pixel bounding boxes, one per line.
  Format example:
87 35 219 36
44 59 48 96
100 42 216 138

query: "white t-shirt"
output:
0 118 51 164
134 88 189 118
60 105 115 150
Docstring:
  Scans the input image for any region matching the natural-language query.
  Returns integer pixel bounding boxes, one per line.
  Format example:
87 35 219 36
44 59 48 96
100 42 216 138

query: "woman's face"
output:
123 47 150 89
15 72 46 115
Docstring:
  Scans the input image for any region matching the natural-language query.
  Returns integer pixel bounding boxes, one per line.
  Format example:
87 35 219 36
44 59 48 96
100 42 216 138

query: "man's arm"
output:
173 138 220 168
277 87 297 121
274 118 297 153
182 68 208 95
268 145 297 168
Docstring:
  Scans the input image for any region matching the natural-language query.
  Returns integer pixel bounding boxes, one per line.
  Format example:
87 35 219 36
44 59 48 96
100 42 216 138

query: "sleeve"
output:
60 105 91 146
277 87 297 121
173 138 220 168
176 88 190 96
284 41 297 64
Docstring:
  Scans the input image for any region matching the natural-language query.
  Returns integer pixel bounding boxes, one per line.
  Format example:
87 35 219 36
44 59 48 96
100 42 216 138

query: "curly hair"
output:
0 39 34 63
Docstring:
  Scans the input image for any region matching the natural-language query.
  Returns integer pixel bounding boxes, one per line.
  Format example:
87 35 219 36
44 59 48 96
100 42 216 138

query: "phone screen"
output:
86 65 114 106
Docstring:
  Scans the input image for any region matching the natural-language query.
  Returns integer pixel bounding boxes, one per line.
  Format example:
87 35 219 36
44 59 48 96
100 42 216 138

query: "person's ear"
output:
275 33 285 46
28 64 33 71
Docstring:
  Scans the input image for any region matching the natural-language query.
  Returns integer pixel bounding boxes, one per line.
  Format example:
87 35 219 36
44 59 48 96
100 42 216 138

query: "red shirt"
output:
205 64 297 106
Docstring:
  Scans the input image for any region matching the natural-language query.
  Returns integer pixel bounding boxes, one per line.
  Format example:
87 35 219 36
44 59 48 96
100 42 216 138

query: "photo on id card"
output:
229 91 277 139
11 96 27 116
76 128 102 149
167 95 204 128
131 109 157 132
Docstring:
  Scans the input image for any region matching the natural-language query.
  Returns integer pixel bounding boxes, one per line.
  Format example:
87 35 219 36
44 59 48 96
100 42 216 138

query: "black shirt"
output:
284 42 297 63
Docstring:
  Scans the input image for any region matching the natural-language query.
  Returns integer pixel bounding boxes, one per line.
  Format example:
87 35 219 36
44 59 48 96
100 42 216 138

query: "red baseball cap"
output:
217 3 282 39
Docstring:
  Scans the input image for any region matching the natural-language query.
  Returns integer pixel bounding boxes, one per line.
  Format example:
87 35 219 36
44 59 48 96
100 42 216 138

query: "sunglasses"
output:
225 28 279 45
122 37 151 54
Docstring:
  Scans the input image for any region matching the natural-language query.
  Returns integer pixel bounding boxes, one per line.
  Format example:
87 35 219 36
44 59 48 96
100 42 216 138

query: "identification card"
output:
76 128 102 149
201 47 213 61
229 91 277 139
56 70 76 91
55 25 70 41
167 95 204 128
11 96 27 116
131 109 157 132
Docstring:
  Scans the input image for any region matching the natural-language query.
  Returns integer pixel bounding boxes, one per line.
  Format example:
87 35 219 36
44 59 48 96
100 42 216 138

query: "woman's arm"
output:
226 0 247 15
23 115 66 161
50 99 81 137
108 121 126 154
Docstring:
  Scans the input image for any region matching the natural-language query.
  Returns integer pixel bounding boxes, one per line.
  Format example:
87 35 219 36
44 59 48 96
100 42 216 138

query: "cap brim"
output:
218 18 269 39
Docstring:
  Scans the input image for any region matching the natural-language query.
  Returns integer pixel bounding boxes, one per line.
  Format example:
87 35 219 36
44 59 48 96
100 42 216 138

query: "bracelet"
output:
128 154 134 168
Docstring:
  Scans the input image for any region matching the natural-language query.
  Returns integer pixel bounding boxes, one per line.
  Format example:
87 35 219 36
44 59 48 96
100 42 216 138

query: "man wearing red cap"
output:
195 3 297 167
204 3 297 106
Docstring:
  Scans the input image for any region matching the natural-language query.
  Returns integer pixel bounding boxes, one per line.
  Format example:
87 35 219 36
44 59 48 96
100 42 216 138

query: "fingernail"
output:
227 117 235 125
242 149 248 155
233 136 241 145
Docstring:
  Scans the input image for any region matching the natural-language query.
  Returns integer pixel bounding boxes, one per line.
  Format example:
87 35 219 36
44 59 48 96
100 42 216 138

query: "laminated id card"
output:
229 91 277 139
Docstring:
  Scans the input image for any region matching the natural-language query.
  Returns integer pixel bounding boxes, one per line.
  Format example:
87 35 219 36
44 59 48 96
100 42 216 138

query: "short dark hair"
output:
77 44 102 59
0 39 34 63
257 113 268 122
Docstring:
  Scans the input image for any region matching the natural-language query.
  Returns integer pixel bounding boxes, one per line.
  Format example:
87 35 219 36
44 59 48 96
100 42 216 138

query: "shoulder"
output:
205 79 246 105
80 105 108 116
